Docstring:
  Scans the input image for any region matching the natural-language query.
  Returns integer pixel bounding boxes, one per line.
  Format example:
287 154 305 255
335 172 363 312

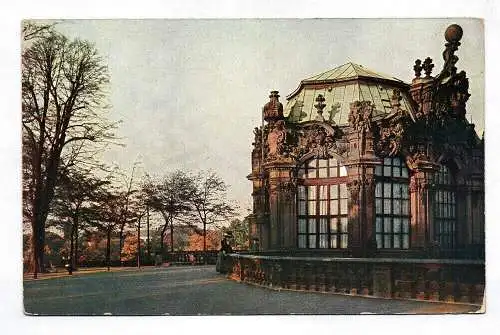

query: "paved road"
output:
24 266 479 315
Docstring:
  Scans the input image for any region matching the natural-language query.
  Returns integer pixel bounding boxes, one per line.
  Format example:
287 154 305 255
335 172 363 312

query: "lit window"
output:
374 157 410 249
297 158 348 249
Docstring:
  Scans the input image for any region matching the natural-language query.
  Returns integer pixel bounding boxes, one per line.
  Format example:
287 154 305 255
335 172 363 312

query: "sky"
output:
46 19 485 217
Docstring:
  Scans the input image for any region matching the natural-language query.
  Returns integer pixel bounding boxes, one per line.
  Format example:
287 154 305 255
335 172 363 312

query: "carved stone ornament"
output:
406 144 436 169
347 180 361 204
376 99 406 157
361 177 376 194
266 120 287 160
292 123 347 160
263 90 284 123
253 127 262 149
348 101 374 134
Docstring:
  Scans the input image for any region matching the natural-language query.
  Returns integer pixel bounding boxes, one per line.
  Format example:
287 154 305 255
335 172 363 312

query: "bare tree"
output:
187 171 238 259
142 171 195 258
22 24 117 277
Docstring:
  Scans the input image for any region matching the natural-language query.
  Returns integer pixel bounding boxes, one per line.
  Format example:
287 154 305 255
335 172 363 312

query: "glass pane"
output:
307 168 316 179
319 185 328 200
401 184 409 199
329 167 338 178
393 184 401 198
298 219 307 233
318 168 328 178
393 236 401 248
384 165 392 176
330 218 338 232
384 235 391 248
375 165 382 176
330 185 339 199
308 235 316 248
402 235 409 249
393 199 401 215
319 218 327 233
401 167 408 178
375 182 382 197
384 182 392 198
375 199 383 214
339 184 348 198
319 235 328 248
308 201 316 215
319 200 328 215
330 200 338 215
384 218 392 233
330 236 337 248
340 217 348 232
298 186 306 200
384 199 391 214
339 166 348 177
376 217 382 233
298 201 306 215
307 186 316 199
340 199 348 215
402 200 409 215
384 157 392 166
393 218 401 233
307 159 316 169
298 235 307 248
392 166 401 177
328 158 337 167
318 159 328 168
340 234 348 248
308 219 316 233
393 158 401 166
298 168 306 179
376 234 382 248
402 218 409 233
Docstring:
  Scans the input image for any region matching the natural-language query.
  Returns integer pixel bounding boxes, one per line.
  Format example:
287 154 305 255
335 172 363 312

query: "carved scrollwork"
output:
348 101 374 134
291 122 346 160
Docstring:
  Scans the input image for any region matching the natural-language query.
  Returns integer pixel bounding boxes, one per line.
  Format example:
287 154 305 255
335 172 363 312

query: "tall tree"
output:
22 24 116 277
142 171 195 257
188 171 238 259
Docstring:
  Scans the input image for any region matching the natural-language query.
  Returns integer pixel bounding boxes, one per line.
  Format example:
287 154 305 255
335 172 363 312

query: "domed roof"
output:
284 62 415 124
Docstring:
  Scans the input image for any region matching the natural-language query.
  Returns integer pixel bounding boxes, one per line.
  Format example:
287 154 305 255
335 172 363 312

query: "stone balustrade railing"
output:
226 254 484 304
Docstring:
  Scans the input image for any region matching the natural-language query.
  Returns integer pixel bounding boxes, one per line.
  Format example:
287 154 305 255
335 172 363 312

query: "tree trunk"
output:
137 217 141 268
146 206 150 260
68 224 74 275
72 216 79 270
170 222 174 253
203 222 207 265
119 225 125 266
106 227 111 271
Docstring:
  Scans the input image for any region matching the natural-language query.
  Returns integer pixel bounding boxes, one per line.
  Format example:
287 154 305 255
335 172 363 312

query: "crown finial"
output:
413 59 422 78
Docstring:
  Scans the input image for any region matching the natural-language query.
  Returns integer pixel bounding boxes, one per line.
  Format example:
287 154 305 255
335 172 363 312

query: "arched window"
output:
433 164 456 248
297 157 348 249
374 157 410 249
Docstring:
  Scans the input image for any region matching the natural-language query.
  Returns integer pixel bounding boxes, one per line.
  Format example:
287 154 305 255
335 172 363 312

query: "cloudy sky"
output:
49 18 484 216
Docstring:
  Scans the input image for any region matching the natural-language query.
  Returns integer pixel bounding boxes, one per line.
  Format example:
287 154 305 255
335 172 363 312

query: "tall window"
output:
374 157 410 249
297 158 348 249
433 165 456 248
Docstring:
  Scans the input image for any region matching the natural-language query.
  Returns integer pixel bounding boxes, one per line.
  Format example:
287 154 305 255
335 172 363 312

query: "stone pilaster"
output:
265 162 296 250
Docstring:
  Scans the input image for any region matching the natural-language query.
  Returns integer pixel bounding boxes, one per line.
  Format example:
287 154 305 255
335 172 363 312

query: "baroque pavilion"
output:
247 24 484 259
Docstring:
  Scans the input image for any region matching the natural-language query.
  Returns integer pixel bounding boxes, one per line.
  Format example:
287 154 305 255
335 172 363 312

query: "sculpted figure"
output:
267 120 287 158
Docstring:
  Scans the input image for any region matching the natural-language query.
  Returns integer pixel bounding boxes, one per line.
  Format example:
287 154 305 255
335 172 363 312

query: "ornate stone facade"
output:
248 25 484 259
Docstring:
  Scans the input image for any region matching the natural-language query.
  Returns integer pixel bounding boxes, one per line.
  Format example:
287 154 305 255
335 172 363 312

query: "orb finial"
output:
444 24 463 43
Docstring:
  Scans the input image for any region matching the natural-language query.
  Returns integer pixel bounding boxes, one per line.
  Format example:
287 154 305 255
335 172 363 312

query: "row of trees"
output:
22 22 243 278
